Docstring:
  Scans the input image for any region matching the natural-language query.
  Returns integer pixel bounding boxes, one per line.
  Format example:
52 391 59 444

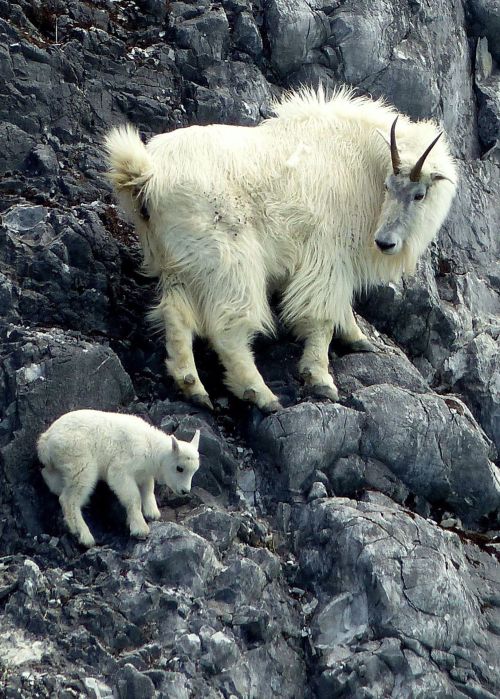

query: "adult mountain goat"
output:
105 87 457 412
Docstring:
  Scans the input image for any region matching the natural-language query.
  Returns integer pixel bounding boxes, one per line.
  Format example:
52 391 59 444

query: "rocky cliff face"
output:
0 1 499 697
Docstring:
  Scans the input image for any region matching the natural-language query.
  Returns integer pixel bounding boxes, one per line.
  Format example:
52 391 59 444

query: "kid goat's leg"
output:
59 465 97 548
154 284 212 409
108 469 150 539
140 477 161 521
295 319 339 401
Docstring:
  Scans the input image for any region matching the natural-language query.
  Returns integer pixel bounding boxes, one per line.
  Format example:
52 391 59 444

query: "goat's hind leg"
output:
58 464 97 548
153 284 213 409
295 319 339 402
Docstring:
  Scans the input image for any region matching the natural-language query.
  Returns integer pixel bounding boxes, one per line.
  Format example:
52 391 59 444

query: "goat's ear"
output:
431 171 455 184
171 435 179 455
376 128 391 148
191 429 201 450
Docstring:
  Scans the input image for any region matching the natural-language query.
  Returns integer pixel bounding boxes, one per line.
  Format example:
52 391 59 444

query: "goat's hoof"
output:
306 384 339 402
260 399 283 414
79 533 96 548
131 524 150 539
183 373 196 386
191 393 214 411
347 339 377 353
144 510 161 521
243 388 257 403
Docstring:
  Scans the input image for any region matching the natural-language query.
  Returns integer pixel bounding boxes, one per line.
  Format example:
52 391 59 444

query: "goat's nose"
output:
376 239 396 252
181 489 189 495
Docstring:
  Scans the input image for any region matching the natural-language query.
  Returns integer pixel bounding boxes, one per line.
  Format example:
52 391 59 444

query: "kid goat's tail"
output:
104 124 152 193
37 433 65 496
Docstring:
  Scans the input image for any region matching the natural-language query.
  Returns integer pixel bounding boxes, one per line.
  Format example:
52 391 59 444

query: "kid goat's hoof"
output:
190 393 214 411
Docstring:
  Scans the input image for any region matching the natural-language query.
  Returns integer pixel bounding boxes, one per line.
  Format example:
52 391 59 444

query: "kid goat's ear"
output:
191 429 201 450
171 435 180 454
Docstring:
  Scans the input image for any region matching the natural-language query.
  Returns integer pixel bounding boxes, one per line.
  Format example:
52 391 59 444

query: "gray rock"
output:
210 557 267 605
174 7 230 64
353 384 500 522
251 384 499 522
443 330 500 450
265 0 329 77
295 495 500 698
249 402 363 494
26 143 60 176
133 522 220 595
184 508 241 551
202 630 240 673
177 633 202 658
476 67 500 152
233 12 263 59
467 0 500 61
0 122 35 174
333 346 429 396
114 664 155 699
327 455 410 505
308 481 328 500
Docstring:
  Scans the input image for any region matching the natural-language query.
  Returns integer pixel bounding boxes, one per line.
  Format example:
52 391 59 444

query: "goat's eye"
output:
176 466 184 473
414 192 425 201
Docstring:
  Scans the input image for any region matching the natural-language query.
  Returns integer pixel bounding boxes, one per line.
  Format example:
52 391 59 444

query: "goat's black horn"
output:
410 132 443 182
390 117 401 175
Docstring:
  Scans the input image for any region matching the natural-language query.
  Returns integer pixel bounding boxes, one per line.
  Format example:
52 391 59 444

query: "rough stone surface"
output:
294 494 500 698
0 0 499 697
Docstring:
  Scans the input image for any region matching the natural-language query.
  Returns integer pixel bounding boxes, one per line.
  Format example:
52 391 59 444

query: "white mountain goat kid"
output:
37 410 200 547
105 87 457 412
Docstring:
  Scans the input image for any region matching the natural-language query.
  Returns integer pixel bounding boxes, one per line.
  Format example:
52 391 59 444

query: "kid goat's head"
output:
374 118 456 256
161 429 201 496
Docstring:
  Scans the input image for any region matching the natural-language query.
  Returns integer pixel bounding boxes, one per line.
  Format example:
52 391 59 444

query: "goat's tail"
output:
104 124 152 192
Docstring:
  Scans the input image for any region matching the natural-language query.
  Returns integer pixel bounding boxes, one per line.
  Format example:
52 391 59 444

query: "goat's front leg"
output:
140 477 161 521
108 470 150 539
338 307 376 353
296 319 339 401
211 330 282 413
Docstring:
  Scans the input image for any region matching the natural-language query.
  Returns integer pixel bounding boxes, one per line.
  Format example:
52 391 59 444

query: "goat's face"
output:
374 118 452 256
374 174 428 255
160 430 201 496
